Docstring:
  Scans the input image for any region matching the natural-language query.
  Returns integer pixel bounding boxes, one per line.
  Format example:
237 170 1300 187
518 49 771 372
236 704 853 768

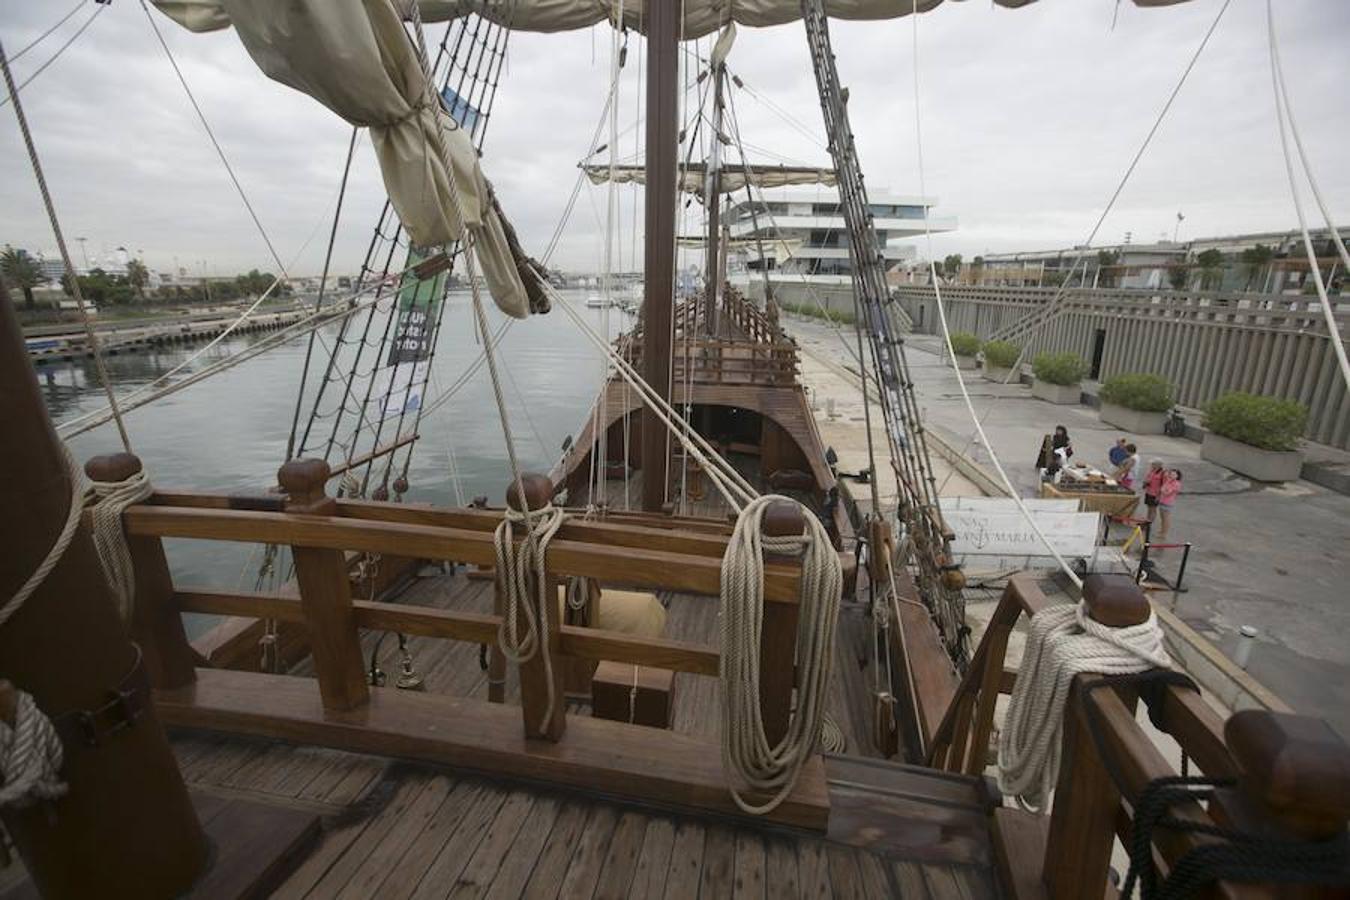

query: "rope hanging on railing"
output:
997 601 1170 812
493 503 567 733
87 468 154 621
719 495 841 815
0 689 66 810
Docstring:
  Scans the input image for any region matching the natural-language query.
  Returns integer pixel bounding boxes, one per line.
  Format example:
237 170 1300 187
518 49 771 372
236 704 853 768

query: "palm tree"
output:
1 246 48 309
126 259 150 301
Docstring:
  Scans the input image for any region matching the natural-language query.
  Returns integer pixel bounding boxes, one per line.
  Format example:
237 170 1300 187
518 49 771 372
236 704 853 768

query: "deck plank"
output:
825 846 865 900
732 831 767 900
305 774 432 898
446 789 537 900
557 805 619 900
628 817 677 900
797 839 834 900
406 784 510 900
699 824 737 899
369 780 485 899
482 796 562 900
520 801 592 900
336 775 457 900
593 810 649 900
661 820 707 900
765 838 802 899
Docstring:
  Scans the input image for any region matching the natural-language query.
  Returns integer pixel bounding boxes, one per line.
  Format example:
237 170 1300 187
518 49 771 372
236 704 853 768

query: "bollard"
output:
1233 625 1258 671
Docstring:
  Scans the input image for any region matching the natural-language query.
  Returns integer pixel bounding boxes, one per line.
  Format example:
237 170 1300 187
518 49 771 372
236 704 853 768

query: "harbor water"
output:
41 289 631 634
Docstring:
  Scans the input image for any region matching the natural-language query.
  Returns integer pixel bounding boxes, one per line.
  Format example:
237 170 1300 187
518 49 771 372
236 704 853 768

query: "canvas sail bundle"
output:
154 0 1198 43
151 0 547 318
583 162 837 198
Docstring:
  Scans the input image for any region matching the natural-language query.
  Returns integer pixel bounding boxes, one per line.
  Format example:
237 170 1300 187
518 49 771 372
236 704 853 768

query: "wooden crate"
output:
592 661 676 729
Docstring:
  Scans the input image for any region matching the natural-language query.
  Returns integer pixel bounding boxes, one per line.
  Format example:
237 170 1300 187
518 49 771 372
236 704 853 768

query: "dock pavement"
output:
785 314 1350 741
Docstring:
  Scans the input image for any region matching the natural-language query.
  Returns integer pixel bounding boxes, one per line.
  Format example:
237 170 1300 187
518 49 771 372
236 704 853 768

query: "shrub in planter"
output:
1031 351 1087 404
948 331 980 369
981 340 1021 383
1098 373 1175 433
1201 392 1308 482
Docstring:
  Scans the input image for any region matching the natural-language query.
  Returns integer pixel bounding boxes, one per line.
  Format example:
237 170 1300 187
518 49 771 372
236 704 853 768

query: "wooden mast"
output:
0 282 207 897
703 59 726 335
640 0 679 511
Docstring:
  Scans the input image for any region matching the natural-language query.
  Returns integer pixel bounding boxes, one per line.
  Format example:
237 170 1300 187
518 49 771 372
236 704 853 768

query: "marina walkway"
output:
786 315 1350 741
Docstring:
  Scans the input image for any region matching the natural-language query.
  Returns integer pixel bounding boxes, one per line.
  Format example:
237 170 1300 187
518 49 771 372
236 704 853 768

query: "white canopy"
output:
583 162 837 198
151 0 546 318
154 0 1198 42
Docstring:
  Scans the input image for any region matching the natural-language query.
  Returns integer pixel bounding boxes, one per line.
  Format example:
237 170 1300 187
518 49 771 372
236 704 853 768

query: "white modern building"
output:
726 188 957 311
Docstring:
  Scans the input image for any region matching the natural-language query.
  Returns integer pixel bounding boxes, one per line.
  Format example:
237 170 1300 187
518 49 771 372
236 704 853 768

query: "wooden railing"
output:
110 454 834 830
928 574 1350 900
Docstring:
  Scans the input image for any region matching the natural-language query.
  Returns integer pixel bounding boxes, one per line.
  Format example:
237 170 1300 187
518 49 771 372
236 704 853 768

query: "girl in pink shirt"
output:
1156 469 1182 541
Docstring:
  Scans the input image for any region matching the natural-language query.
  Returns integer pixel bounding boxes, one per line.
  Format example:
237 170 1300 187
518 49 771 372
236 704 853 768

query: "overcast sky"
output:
2 0 1347 278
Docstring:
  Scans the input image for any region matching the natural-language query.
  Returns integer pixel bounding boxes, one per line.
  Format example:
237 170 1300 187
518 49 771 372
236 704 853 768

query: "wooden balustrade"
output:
113 461 830 829
931 574 1350 900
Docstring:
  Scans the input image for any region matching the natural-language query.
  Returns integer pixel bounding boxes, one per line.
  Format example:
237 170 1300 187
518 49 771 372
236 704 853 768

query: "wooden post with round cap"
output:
1044 574 1151 900
1210 709 1350 898
85 452 197 691
0 283 207 898
502 473 567 740
279 458 369 711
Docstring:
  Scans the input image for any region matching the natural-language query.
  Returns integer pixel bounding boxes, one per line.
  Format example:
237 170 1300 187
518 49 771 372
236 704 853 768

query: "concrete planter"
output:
1100 402 1167 435
984 365 1016 384
954 355 978 371
1032 379 1081 405
1201 432 1303 483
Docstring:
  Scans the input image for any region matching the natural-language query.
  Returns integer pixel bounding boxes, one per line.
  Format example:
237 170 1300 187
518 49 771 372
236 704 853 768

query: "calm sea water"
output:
42 289 629 629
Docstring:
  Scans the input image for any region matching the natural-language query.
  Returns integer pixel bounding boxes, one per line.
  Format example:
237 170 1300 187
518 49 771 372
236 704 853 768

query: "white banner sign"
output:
945 497 1080 514
376 361 430 421
946 508 1099 560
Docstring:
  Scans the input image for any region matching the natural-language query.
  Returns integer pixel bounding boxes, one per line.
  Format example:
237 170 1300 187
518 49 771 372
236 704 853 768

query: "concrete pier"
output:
786 314 1350 740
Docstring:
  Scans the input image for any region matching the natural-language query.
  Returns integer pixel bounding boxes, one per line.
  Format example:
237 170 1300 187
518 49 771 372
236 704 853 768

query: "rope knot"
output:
0 687 66 810
86 465 154 621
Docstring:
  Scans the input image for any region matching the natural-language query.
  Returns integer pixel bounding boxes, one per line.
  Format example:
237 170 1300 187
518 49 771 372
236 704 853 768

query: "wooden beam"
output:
126 505 806 603
156 668 830 831
175 588 720 676
325 432 419 480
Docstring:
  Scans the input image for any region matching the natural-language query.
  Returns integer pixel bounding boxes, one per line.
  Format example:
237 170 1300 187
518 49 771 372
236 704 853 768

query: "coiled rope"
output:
997 602 1170 811
0 690 66 810
493 503 568 734
720 496 841 815
87 467 154 621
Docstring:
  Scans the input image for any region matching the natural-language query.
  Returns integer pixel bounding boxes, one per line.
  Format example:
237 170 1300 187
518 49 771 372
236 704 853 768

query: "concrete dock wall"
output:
897 284 1350 449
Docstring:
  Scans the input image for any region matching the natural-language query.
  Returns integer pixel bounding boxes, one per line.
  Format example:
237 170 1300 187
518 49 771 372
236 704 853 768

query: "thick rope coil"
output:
997 602 1170 812
0 689 66 810
0 446 83 631
87 467 154 621
493 504 567 733
820 714 847 754
720 495 842 815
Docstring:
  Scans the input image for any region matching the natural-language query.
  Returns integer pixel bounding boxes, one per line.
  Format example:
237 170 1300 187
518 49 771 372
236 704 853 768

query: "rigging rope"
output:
7 0 86 65
87 467 154 621
720 495 841 815
1266 0 1350 395
932 0 1235 497
492 503 567 733
140 0 289 278
1 38 133 453
0 447 84 631
0 2 105 110
997 602 1169 811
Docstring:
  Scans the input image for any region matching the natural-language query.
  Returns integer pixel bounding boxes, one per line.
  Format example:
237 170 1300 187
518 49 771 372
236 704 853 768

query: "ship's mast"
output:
703 59 726 335
640 0 679 511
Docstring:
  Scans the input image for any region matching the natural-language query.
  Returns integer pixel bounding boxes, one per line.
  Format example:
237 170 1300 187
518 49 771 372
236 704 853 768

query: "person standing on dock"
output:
1114 443 1139 490
1156 468 1182 542
1142 458 1166 527
1108 437 1129 468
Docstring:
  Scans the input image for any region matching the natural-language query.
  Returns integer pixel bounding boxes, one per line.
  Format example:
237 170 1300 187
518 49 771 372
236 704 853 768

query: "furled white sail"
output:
414 0 1194 41
584 163 837 197
150 0 544 318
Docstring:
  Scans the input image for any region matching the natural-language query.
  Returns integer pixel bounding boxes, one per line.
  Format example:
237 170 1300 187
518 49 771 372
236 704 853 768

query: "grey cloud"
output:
2 0 1347 277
